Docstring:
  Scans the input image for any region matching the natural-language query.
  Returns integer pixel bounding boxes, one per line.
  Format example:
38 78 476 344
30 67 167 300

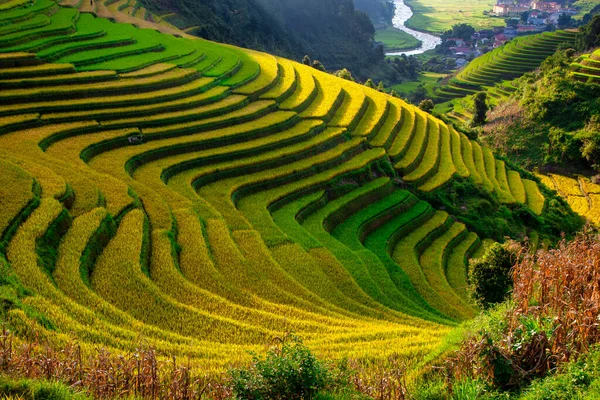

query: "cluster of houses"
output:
444 14 563 68
493 1 578 31
444 19 554 67
413 0 580 70
493 1 561 16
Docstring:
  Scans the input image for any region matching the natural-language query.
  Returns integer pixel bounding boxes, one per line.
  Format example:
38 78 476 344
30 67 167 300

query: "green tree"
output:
419 99 434 113
472 92 488 126
446 58 457 70
364 78 376 88
441 23 475 42
576 14 600 51
334 68 355 81
579 116 600 171
558 13 573 29
302 55 312 66
376 80 385 92
408 86 428 104
311 59 326 71
468 243 514 309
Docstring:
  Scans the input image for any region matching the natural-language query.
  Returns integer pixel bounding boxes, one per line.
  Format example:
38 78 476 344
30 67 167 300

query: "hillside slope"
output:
436 30 578 102
0 0 579 370
572 47 600 82
135 0 387 79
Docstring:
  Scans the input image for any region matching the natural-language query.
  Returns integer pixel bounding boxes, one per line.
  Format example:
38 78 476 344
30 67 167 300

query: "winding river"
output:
386 0 441 56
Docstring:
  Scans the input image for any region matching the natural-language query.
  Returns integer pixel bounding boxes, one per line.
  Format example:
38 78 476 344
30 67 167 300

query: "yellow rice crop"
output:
507 170 526 204
523 179 545 215
419 123 456 192
588 194 600 225
279 63 316 110
567 195 590 216
300 70 342 119
260 57 296 101
550 173 584 197
234 51 279 95
328 88 367 127
580 176 600 195
536 173 557 191
0 159 34 237
352 88 388 137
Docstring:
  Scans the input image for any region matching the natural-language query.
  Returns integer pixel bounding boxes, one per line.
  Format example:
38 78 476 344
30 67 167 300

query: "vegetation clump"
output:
418 176 582 243
468 242 514 309
471 92 488 127
447 232 600 394
482 38 600 173
230 334 331 400
418 99 434 113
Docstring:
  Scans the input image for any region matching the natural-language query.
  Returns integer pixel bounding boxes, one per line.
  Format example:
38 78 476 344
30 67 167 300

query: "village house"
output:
517 24 541 33
532 1 561 12
446 38 467 47
493 4 509 15
494 33 509 47
503 26 517 38
527 16 546 27
547 11 567 24
453 46 476 56
493 3 530 16
478 29 495 38
456 58 468 68
493 0 566 17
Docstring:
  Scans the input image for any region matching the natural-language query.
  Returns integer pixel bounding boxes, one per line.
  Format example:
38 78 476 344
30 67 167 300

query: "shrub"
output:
468 242 514 309
230 333 331 400
471 92 488 127
418 99 434 114
363 78 376 89
334 68 355 82
312 60 326 72
0 376 90 400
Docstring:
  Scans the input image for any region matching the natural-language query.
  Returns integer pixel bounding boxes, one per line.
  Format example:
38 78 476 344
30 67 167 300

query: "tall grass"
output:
0 327 231 399
447 232 600 390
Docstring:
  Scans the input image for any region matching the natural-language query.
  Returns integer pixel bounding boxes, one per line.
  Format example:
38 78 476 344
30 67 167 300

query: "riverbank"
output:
385 0 441 56
375 26 421 52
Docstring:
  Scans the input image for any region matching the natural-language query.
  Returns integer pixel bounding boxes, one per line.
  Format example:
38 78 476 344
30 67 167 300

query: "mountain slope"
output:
138 0 386 78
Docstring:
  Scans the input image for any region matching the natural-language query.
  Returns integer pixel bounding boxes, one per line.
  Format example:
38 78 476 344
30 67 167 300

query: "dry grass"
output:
0 327 232 399
447 232 600 389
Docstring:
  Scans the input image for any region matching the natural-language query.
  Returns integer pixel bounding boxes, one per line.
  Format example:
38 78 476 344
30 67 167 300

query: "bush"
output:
230 333 331 400
468 242 514 309
334 68 355 82
418 99 434 113
471 92 488 127
520 346 600 399
0 376 90 400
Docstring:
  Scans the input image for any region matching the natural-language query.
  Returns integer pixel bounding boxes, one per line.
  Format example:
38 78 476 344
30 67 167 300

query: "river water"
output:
385 0 441 56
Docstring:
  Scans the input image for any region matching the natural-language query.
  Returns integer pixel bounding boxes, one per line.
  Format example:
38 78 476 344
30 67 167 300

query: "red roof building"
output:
532 1 561 11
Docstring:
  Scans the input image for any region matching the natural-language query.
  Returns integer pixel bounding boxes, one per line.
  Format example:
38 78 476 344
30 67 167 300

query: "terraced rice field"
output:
436 30 578 102
537 173 600 226
0 0 551 370
571 48 600 83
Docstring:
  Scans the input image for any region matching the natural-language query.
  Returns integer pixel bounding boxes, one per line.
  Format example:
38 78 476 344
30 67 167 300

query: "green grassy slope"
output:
435 30 578 103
